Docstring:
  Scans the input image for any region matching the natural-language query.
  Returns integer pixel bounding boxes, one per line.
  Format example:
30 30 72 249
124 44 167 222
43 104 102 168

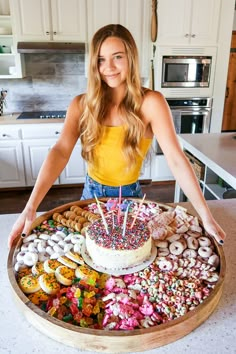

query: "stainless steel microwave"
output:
162 56 212 88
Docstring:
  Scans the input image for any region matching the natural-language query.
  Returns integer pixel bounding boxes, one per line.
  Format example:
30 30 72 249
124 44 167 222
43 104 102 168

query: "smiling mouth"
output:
106 73 119 79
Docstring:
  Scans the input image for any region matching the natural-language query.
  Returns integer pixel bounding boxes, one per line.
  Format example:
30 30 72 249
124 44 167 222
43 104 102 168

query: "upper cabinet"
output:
0 0 25 78
157 0 221 46
86 0 151 79
9 0 87 42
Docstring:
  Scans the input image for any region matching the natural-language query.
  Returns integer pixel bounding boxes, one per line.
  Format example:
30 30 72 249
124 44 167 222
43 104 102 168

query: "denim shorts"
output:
80 174 143 200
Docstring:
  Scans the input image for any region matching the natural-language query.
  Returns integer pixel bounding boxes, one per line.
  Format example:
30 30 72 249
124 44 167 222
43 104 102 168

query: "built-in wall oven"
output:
155 97 213 154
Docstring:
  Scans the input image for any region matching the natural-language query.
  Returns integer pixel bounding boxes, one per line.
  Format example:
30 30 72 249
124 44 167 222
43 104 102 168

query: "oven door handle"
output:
171 109 210 115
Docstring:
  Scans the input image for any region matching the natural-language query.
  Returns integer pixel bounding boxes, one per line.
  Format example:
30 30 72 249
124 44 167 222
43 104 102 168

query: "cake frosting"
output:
85 213 152 270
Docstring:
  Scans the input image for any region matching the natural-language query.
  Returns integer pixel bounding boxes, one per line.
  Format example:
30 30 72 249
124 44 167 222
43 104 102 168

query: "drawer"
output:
22 123 63 139
0 126 22 140
184 150 205 180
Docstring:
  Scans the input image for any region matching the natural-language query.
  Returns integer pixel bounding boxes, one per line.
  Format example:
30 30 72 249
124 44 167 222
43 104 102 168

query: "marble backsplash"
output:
0 53 87 114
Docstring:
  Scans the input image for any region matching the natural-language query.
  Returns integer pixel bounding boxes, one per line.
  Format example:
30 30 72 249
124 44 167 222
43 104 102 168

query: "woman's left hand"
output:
201 215 226 245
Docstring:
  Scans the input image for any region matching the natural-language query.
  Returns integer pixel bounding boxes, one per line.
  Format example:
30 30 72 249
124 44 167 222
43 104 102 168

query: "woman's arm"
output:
142 90 226 244
8 95 84 247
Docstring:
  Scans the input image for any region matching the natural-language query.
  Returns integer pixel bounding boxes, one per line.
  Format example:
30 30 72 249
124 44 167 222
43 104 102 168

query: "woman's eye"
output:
98 58 105 64
114 55 122 60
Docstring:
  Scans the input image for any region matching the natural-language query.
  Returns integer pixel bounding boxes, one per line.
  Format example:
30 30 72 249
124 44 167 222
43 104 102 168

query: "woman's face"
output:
98 36 129 89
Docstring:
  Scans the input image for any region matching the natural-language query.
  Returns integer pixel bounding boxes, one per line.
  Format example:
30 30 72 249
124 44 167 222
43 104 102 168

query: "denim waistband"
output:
80 174 143 200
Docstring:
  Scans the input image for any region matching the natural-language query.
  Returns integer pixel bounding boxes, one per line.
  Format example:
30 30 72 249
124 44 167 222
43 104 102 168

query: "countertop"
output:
1 199 236 354
178 133 236 189
0 113 65 125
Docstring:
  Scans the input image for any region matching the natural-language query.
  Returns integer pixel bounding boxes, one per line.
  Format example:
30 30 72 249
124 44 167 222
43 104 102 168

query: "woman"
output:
8 24 225 247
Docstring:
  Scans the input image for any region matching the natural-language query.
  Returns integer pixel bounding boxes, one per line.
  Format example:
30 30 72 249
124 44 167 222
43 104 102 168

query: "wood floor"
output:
0 181 175 214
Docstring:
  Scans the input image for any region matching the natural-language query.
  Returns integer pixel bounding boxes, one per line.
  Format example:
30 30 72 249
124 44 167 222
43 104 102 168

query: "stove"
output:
17 110 66 119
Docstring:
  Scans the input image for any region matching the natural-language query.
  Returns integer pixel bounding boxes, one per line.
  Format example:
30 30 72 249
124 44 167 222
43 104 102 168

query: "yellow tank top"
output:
88 125 152 186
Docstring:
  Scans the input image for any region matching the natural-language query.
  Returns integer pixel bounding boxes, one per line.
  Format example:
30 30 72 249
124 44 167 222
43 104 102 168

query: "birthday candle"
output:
94 194 109 234
130 193 146 229
122 203 130 237
117 185 122 224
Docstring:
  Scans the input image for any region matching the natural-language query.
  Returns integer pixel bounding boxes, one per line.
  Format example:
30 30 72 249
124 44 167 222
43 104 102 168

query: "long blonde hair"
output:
79 24 145 167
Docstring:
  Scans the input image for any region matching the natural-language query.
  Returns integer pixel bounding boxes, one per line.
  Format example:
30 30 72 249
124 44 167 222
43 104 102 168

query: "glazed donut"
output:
22 234 37 244
55 265 75 286
198 236 211 247
19 275 41 294
166 234 181 242
198 246 213 258
39 273 60 295
23 252 38 266
38 251 48 262
183 248 197 258
187 236 199 250
169 240 185 255
208 253 220 268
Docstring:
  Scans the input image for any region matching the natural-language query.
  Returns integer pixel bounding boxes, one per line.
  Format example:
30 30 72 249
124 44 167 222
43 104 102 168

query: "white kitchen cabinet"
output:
151 155 174 182
86 0 151 78
60 142 86 184
0 125 25 187
157 0 221 45
0 0 25 78
10 0 87 42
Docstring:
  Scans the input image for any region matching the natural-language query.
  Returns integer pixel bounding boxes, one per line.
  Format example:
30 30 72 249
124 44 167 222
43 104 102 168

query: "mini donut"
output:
169 240 185 255
157 248 169 257
73 206 83 215
55 231 67 238
71 234 85 245
82 222 91 228
63 243 73 253
61 218 68 226
158 259 173 271
198 246 213 258
14 261 26 272
39 273 60 295
38 251 49 262
166 234 181 242
55 265 75 286
80 227 87 236
205 272 219 283
16 251 27 262
21 243 29 252
50 252 64 259
51 234 63 242
187 231 201 238
32 261 45 276
23 252 38 266
37 240 47 253
154 240 168 248
198 236 211 247
39 233 50 241
56 214 63 222
208 253 220 268
65 251 84 265
78 216 87 224
44 259 61 273
47 239 56 247
52 212 61 221
46 246 54 256
63 210 75 218
28 243 38 253
22 234 37 244
57 256 77 269
73 243 83 253
183 248 197 258
19 275 41 294
67 220 77 229
74 223 82 232
187 236 199 250
53 244 64 253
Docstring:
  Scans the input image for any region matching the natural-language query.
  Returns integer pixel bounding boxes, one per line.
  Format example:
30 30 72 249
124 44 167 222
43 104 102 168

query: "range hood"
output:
17 42 85 54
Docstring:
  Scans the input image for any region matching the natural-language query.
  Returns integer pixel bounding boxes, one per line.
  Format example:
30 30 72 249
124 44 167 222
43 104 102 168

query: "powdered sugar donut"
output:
198 246 212 258
23 252 38 266
187 236 199 250
183 249 197 258
22 234 37 244
169 241 185 255
198 236 211 247
16 251 27 262
208 253 220 268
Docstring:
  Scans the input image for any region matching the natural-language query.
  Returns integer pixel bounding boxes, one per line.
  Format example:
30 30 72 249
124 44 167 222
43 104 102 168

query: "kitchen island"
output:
175 133 236 202
1 199 236 354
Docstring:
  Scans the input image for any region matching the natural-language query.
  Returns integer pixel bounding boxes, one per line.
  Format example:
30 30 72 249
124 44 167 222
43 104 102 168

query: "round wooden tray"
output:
7 199 226 353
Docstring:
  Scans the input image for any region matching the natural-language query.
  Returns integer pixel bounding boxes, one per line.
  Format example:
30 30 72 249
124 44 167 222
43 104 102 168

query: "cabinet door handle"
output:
53 31 57 35
184 33 189 37
46 31 50 35
2 133 8 137
55 131 60 135
191 34 196 38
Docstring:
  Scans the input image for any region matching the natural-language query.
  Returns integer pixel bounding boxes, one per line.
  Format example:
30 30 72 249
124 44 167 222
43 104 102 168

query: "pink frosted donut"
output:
198 236 211 247
169 241 185 255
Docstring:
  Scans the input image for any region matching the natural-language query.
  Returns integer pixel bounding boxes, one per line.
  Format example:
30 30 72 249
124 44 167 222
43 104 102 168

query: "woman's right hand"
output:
8 208 37 248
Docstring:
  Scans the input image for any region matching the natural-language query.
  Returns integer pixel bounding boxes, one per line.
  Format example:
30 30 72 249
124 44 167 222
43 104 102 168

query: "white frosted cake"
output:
85 213 152 270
